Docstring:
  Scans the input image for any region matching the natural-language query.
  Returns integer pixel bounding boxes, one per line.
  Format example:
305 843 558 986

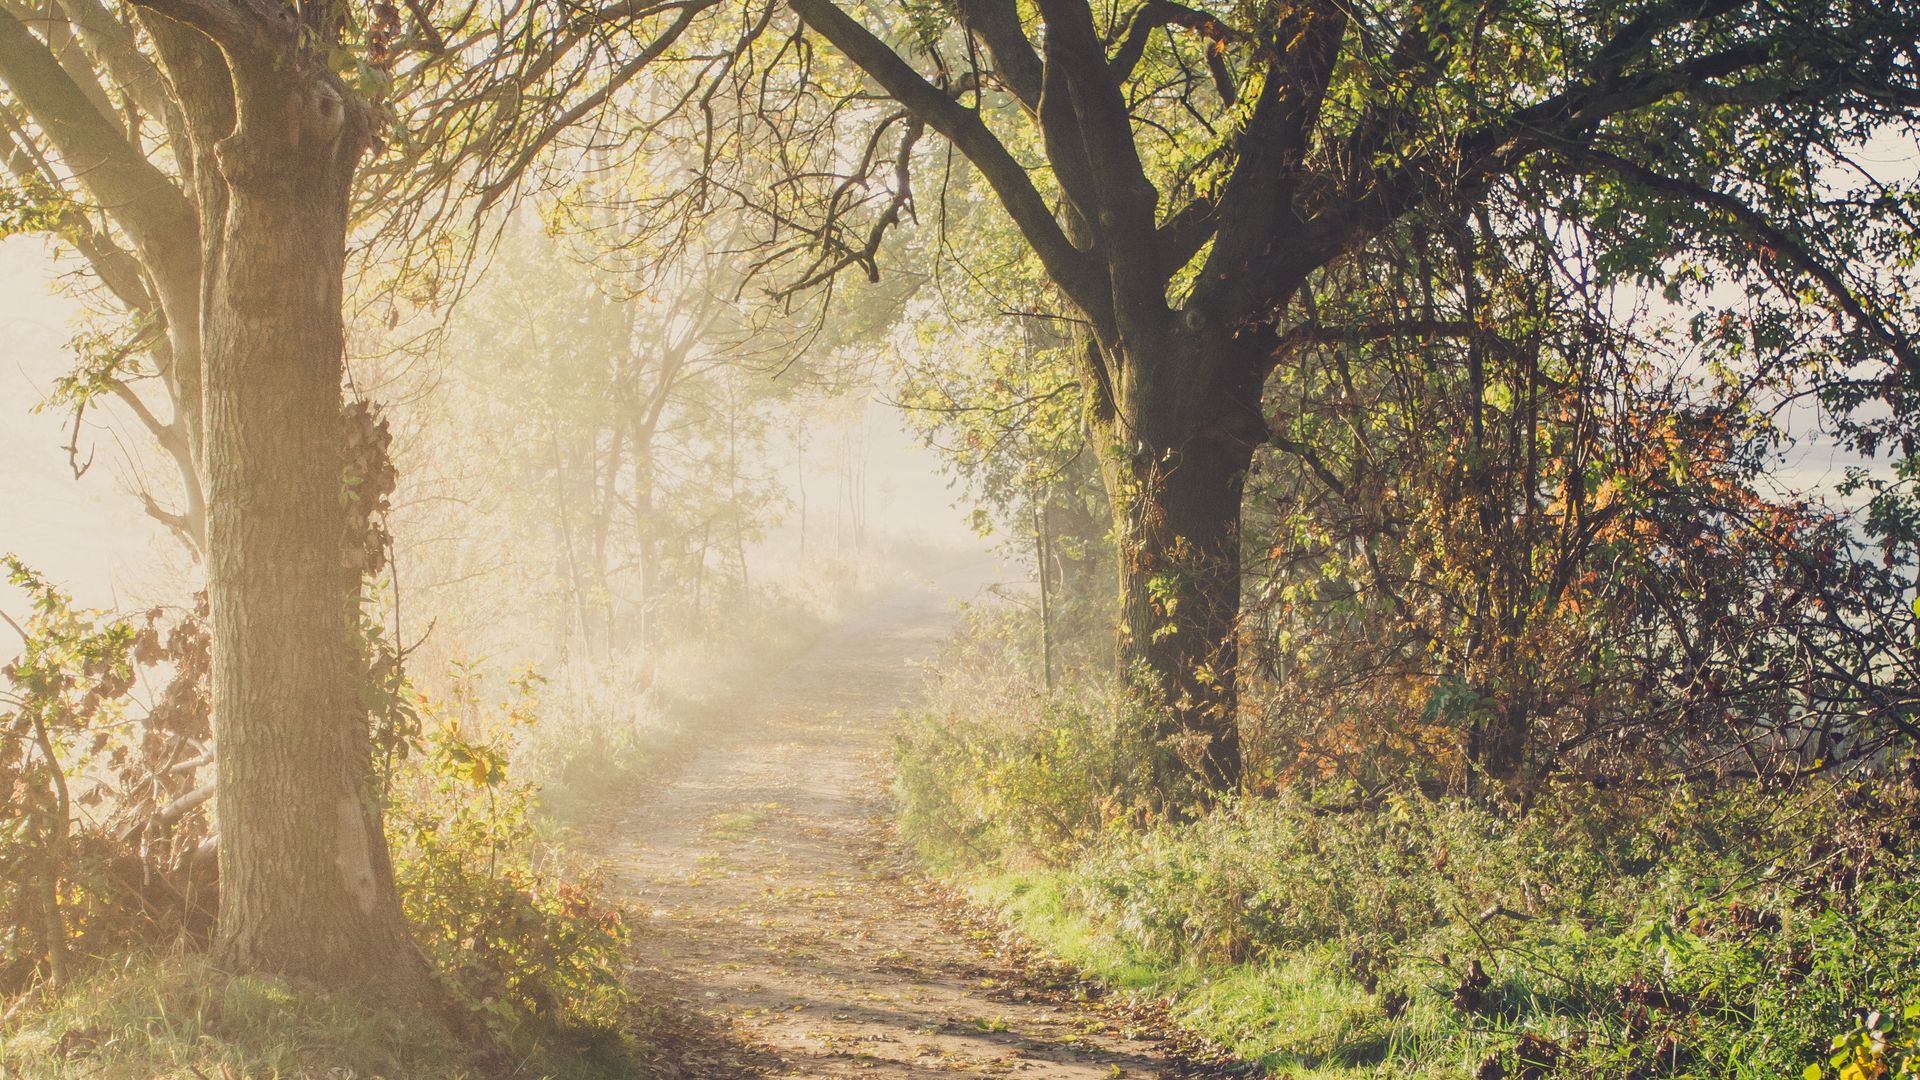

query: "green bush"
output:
1069 787 1920 1074
387 663 637 1051
1070 783 1788 967
896 610 1158 867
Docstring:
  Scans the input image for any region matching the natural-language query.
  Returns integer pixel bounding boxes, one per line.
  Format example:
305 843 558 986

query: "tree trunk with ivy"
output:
1093 326 1267 798
139 1 428 990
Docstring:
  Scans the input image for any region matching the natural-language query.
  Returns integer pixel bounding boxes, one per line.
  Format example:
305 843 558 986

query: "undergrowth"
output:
386 663 648 1069
1 553 882 1077
0 651 666 1078
898 613 1920 1079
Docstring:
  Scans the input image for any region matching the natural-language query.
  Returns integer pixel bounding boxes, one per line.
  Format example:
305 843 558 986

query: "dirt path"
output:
597 567 1229 1080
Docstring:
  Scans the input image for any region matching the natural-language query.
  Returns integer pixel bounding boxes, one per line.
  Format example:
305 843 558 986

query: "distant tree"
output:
412 217 795 667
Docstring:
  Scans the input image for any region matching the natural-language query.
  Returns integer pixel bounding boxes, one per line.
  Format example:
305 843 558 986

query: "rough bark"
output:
0 14 408 969
1093 325 1266 797
183 43 425 990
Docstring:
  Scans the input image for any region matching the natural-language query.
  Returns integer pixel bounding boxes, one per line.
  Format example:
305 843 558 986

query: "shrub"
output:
0 558 214 995
386 662 636 1045
1815 1007 1920 1080
896 609 1159 867
2 560 646 1067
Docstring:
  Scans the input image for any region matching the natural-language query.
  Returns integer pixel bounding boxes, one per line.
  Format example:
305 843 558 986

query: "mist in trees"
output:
1 0 1919 1071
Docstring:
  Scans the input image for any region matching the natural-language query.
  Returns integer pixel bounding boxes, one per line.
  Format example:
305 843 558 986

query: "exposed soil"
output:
593 565 1241 1079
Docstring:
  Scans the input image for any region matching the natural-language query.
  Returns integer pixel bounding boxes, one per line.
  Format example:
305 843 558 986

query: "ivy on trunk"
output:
177 36 422 984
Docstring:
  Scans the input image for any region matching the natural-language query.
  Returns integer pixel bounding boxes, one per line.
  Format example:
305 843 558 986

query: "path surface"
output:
597 567 1228 1079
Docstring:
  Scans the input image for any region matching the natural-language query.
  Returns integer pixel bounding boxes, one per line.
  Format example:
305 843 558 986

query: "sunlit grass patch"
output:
0 951 693 1079
897 625 1920 1078
0 953 482 1080
968 871 1160 991
703 803 779 842
965 872 1469 1078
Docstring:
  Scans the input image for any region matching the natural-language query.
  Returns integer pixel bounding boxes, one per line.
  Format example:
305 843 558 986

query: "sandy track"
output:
594 569 1227 1079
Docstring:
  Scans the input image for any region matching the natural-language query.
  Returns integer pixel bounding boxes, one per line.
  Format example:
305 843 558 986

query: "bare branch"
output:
787 0 1101 314
1568 146 1920 380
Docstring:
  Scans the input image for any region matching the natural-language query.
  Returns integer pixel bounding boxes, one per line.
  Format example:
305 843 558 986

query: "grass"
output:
0 954 486 1080
963 870 1475 1078
921 787 1920 1079
894 621 1920 1078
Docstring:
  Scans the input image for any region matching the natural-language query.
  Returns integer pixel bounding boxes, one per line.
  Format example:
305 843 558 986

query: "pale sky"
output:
0 235 174 612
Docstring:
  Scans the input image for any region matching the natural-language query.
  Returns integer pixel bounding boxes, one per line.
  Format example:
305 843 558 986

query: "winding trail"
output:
595 565 1227 1079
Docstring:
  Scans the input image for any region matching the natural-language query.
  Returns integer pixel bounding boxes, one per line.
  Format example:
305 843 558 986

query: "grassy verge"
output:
930 783 1920 1079
0 955 485 1080
0 953 698 1080
897 619 1920 1078
961 870 1463 1078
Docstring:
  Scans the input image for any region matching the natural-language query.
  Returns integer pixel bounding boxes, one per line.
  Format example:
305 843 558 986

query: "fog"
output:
5 1 1920 1070
0 228 1005 677
1 237 179 609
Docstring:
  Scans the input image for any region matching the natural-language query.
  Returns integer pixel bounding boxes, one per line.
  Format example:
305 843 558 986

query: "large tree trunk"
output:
1095 326 1266 799
199 62 424 991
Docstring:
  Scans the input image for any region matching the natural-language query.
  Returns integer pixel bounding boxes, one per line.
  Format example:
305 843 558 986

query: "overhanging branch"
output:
1108 0 1242 84
787 0 1102 313
1569 146 1920 379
